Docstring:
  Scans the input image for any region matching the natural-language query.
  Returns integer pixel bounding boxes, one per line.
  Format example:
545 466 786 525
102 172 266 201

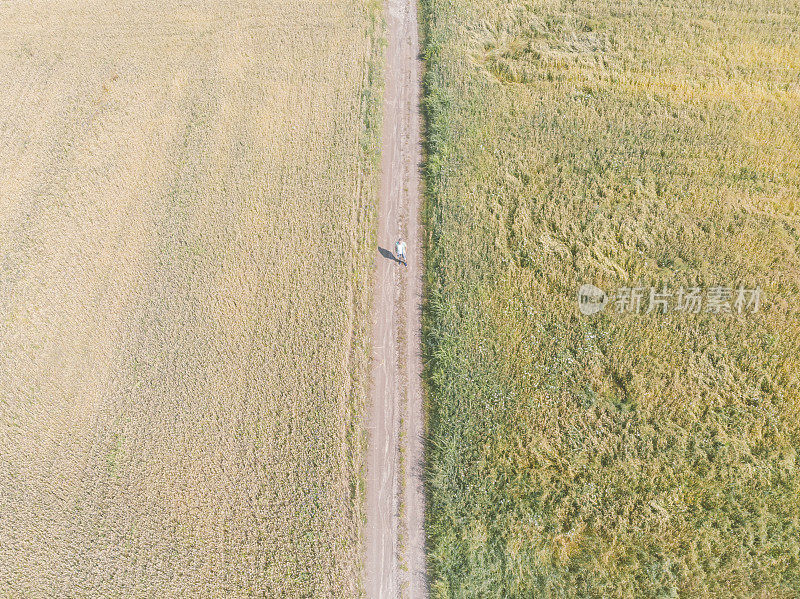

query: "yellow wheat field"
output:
0 0 381 595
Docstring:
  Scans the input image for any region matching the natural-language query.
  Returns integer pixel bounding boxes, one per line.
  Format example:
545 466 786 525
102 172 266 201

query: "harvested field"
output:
0 0 381 596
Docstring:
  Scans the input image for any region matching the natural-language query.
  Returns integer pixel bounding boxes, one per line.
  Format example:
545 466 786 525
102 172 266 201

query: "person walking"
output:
395 239 407 266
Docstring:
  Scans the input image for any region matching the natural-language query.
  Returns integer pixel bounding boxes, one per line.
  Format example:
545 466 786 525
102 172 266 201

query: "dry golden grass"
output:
423 0 800 596
0 0 381 595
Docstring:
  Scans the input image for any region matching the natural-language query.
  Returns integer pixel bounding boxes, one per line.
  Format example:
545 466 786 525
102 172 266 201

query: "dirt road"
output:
365 0 426 594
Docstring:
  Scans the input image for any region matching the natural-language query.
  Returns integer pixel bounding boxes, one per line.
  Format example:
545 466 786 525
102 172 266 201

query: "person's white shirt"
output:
395 241 407 259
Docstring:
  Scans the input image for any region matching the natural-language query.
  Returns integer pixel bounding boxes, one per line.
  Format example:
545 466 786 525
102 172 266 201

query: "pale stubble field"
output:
0 0 381 595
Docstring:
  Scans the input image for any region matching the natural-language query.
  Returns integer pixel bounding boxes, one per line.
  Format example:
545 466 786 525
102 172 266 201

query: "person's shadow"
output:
378 246 400 264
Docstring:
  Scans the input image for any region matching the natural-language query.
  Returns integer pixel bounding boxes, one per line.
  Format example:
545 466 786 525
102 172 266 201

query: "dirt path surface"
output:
366 0 426 594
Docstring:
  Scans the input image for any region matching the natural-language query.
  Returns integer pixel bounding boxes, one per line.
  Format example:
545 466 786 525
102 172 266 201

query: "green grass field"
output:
422 0 800 596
